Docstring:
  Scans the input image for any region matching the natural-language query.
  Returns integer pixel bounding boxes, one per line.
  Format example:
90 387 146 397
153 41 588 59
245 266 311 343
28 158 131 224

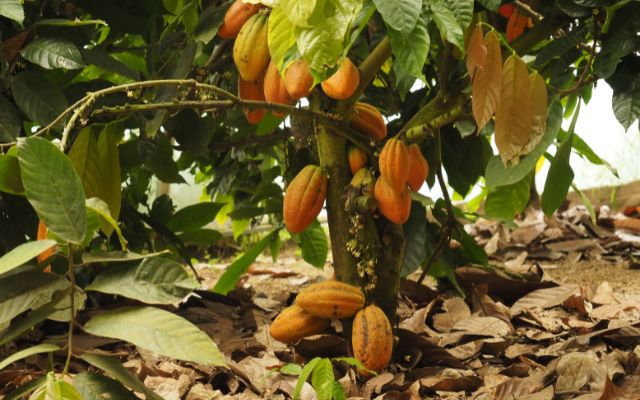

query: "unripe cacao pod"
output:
406 144 429 192
321 58 360 100
350 168 375 196
238 71 266 125
283 165 327 233
374 177 411 225
269 304 331 344
233 13 270 81
284 59 314 100
264 60 293 117
350 102 387 141
296 280 365 319
379 138 410 192
347 145 368 175
218 0 261 39
37 220 54 272
352 305 393 375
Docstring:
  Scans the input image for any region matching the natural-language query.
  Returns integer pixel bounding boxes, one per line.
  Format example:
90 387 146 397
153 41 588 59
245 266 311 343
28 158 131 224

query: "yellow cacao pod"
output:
406 144 429 192
374 177 411 225
350 102 387 141
378 138 410 192
347 145 368 175
296 280 365 319
233 13 270 81
283 165 327 234
284 59 314 100
218 0 262 39
352 305 393 375
269 304 331 344
321 58 360 100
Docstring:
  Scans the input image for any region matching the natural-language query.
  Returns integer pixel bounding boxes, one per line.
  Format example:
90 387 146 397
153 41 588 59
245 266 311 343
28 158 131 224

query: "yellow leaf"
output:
472 30 502 132
494 55 534 166
466 25 486 81
523 71 548 153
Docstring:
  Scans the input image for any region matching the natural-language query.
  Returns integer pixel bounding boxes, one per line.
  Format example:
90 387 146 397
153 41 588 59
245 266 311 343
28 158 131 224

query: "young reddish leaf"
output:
472 30 502 131
506 10 532 42
466 25 486 81
494 55 534 166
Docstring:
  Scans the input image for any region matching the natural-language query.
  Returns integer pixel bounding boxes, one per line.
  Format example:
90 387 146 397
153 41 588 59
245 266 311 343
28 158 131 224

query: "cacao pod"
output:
284 59 314 100
349 102 387 141
37 220 54 272
218 0 261 39
378 138 410 192
321 58 360 100
347 145 368 175
233 13 270 81
374 177 411 225
264 60 293 117
238 71 266 125
296 280 365 319
269 304 330 344
283 165 327 233
406 144 429 192
350 168 375 196
352 305 393 375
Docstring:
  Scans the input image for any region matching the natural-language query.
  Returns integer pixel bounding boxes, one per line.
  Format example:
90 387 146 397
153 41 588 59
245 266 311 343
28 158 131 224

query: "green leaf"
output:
0 155 24 194
0 343 60 370
402 202 427 277
31 373 83 400
311 358 335 400
280 363 303 376
10 71 68 126
168 202 225 232
148 134 184 183
68 126 100 199
79 354 163 400
293 357 322 400
485 101 562 188
612 86 640 130
448 0 474 31
17 137 87 243
268 7 297 70
593 2 640 78
178 229 223 246
557 130 618 177
455 229 488 266
0 94 21 142
86 257 198 305
0 0 24 25
4 376 46 400
428 0 465 51
82 250 169 264
73 372 139 400
195 2 226 43
85 198 126 249
21 37 85 70
84 306 225 366
477 0 500 11
281 0 317 26
484 173 531 220
331 381 347 400
97 125 122 236
0 240 57 275
299 220 328 268
0 291 67 346
541 134 575 216
388 16 430 80
373 0 421 32
214 230 279 295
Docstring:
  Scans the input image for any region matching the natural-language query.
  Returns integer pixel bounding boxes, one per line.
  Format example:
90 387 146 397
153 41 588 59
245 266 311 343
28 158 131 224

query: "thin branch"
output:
555 17 599 98
514 0 543 22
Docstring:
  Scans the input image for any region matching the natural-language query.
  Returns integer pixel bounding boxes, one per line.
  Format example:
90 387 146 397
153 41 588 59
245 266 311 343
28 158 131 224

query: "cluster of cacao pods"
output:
269 280 393 375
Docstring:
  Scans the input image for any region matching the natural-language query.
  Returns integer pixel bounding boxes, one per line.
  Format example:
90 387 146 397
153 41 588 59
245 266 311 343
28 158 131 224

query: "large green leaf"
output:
427 0 464 51
388 15 430 80
84 306 225 366
299 220 328 268
373 0 421 32
401 202 427 277
612 86 640 130
557 130 618 177
97 125 122 236
593 2 640 78
0 343 60 370
168 202 225 232
73 372 139 400
10 70 68 126
268 6 297 70
0 291 67 346
21 37 85 70
0 0 24 25
86 257 198 305
0 240 57 275
484 174 531 220
0 155 24 194
280 0 317 26
17 137 87 244
0 94 21 142
82 250 168 264
448 0 474 31
541 133 575 216
68 127 101 199
194 2 226 43
4 376 47 400
85 198 126 248
293 357 322 400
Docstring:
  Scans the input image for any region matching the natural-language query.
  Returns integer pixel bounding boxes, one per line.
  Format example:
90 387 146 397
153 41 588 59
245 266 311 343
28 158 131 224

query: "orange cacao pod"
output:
238 71 266 125
374 178 411 225
269 304 331 344
352 305 393 375
264 60 293 117
283 165 327 233
284 59 314 100
218 0 261 39
378 138 410 192
296 280 365 319
37 220 54 272
350 102 387 141
347 145 368 175
350 168 375 196
321 58 360 100
406 144 429 192
233 13 270 81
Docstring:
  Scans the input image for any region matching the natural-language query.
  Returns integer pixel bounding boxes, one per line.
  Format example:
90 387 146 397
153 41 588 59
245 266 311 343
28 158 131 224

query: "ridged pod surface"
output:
283 165 327 233
321 58 360 100
352 305 393 375
284 59 314 100
218 0 261 39
406 144 429 192
350 102 387 141
374 178 411 225
264 60 293 117
238 71 266 125
347 145 368 174
350 168 374 196
233 13 270 81
269 304 330 344
296 280 365 319
378 138 410 192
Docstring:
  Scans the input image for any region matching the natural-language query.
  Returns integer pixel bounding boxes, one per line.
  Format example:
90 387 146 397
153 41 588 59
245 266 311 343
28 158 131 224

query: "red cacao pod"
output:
238 70 266 125
374 177 411 225
284 59 314 100
264 60 293 117
321 58 360 100
406 144 429 192
218 0 261 39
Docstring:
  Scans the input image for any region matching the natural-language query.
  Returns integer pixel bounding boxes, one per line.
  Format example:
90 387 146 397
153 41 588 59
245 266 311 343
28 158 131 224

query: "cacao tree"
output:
0 0 636 394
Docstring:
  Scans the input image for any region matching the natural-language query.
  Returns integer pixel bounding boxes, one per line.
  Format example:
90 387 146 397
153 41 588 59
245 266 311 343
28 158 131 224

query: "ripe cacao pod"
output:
238 71 266 125
284 59 314 100
352 305 393 375
349 102 387 141
269 304 331 344
233 13 270 81
218 0 261 39
321 58 360 100
406 144 429 192
283 165 327 233
296 280 365 319
374 177 411 225
347 145 368 175
37 220 54 272
378 138 410 192
264 60 293 117
350 168 375 196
